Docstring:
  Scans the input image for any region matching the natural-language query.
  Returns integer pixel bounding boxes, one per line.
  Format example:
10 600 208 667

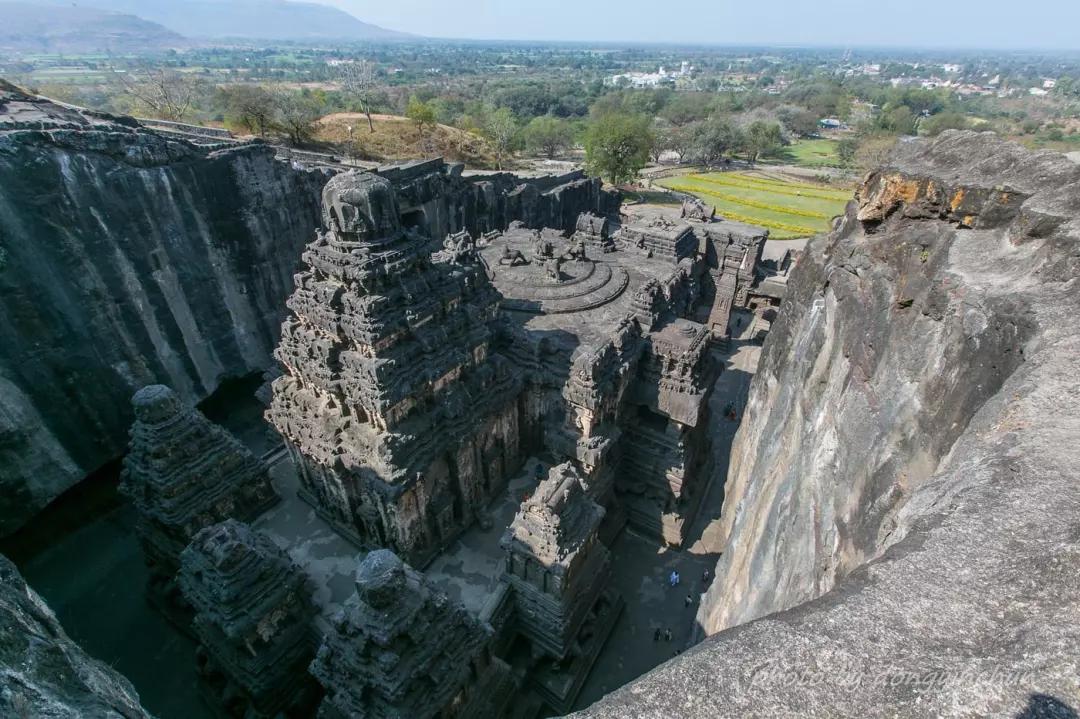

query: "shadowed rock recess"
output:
0 555 152 718
575 131 1080 716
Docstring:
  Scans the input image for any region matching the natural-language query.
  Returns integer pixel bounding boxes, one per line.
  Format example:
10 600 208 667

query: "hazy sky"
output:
326 0 1078 50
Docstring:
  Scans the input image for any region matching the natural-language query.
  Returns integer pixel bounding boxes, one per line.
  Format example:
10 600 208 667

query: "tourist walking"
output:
669 570 680 587
663 629 672 642
685 594 693 608
654 627 661 642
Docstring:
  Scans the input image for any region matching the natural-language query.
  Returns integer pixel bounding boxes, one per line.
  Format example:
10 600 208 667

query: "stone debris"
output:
178 519 320 718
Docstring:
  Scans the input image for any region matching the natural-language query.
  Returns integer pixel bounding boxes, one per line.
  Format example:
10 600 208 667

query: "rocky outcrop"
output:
0 554 153 718
0 81 327 535
574 132 1080 715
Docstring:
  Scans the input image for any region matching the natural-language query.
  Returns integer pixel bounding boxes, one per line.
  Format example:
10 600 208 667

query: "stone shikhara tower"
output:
177 520 319 718
267 171 523 565
502 463 613 660
310 549 516 719
121 384 278 598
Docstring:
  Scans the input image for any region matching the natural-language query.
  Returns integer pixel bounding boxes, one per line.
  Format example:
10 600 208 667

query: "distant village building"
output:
606 61 693 88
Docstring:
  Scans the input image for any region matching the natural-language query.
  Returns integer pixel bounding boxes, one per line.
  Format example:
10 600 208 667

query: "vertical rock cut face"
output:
698 131 1072 636
0 82 326 536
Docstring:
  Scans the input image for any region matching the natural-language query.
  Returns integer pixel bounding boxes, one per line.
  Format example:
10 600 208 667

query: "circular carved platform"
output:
484 233 630 315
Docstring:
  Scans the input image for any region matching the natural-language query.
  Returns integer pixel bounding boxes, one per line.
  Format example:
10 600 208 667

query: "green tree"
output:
406 95 436 140
837 138 858 168
776 105 820 139
921 112 970 136
879 105 917 135
584 112 653 184
740 121 785 164
692 117 741 166
223 84 274 136
522 115 574 159
660 93 715 126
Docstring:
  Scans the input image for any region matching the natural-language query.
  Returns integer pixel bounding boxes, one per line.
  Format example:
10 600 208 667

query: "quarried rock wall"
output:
0 83 327 534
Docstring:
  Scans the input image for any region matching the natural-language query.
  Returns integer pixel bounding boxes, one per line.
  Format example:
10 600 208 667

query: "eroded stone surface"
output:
310 549 516 719
0 83 618 538
267 171 524 566
0 553 152 718
502 463 612 659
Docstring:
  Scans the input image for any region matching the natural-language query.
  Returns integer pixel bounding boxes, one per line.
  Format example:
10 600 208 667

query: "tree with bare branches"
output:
222 85 275 136
339 60 378 133
272 91 324 146
108 64 198 122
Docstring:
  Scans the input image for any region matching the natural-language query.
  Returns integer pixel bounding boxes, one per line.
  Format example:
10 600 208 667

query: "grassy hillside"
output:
316 113 499 168
658 171 852 239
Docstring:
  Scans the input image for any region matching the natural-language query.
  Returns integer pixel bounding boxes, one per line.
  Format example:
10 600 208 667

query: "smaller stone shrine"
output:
310 549 517 719
177 520 320 718
572 211 615 253
615 214 696 261
121 385 278 607
502 463 623 712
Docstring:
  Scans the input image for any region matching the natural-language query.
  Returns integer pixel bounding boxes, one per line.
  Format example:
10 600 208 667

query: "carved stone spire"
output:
121 385 278 589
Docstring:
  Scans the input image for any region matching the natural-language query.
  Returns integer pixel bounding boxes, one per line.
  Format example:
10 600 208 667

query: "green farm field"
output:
658 171 853 239
774 138 844 168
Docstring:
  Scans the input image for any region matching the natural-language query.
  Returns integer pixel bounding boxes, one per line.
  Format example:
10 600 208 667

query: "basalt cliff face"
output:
0 83 328 535
576 132 1080 716
0 554 152 718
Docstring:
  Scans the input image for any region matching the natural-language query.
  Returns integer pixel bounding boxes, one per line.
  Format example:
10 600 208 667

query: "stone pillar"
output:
501 463 623 712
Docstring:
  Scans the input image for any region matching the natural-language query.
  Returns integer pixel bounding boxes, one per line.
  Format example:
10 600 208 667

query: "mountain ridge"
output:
12 0 413 42
0 2 188 53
